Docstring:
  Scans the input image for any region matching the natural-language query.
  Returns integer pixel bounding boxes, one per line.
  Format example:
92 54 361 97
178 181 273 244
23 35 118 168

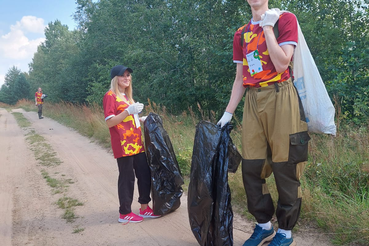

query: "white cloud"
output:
12 16 45 34
0 29 44 60
0 16 46 87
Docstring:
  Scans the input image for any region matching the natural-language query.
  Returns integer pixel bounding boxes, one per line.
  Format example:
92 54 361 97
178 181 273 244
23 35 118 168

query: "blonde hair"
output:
110 76 134 104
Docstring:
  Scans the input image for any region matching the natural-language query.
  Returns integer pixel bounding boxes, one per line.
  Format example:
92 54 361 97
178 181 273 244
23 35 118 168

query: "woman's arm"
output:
106 110 130 128
105 102 144 128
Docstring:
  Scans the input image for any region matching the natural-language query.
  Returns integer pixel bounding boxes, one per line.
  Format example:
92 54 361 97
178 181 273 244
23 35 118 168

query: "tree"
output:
0 84 12 104
26 0 369 123
0 67 31 104
74 0 247 115
283 0 369 123
14 74 31 101
0 67 22 105
29 21 83 103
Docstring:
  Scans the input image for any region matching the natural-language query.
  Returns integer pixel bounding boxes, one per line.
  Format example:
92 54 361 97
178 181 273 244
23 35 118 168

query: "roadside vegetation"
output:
12 111 85 231
15 99 369 245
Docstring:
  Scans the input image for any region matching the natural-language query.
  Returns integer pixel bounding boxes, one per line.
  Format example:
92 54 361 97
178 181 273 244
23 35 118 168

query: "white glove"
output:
126 102 144 115
139 116 147 122
217 112 233 128
260 8 280 27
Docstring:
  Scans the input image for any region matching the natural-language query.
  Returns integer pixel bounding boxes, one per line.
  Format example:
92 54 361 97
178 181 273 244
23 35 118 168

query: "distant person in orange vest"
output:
35 87 43 119
103 65 160 223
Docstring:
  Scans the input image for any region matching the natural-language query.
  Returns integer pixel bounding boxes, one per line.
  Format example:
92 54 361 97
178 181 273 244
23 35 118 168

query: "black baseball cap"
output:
110 65 133 79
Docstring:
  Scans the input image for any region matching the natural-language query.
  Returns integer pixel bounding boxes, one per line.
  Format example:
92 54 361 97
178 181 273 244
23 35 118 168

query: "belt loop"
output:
274 82 279 93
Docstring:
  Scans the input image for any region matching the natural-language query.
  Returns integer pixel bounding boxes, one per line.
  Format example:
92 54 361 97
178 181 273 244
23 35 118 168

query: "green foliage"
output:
14 74 31 100
2 0 369 123
56 197 84 210
28 21 85 104
85 62 117 105
0 67 30 105
66 0 249 116
0 84 12 105
41 170 63 188
72 226 85 234
306 130 369 200
283 0 369 124
327 39 369 125
176 147 192 177
11 112 32 128
303 130 369 244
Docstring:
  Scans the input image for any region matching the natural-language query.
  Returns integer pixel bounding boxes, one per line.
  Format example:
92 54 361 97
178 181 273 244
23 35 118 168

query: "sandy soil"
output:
0 107 334 246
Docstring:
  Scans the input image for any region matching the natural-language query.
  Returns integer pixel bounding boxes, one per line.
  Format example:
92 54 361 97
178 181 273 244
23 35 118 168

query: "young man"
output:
218 0 310 245
35 87 44 119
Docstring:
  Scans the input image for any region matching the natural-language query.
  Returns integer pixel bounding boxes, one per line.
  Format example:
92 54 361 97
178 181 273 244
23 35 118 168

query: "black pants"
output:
38 104 43 118
117 152 151 215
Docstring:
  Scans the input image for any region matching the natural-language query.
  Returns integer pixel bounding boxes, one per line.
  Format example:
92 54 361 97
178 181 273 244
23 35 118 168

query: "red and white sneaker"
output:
118 212 143 223
139 206 161 218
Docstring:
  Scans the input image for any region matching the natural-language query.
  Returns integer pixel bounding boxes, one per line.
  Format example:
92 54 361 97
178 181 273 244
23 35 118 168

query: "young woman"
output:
103 65 159 223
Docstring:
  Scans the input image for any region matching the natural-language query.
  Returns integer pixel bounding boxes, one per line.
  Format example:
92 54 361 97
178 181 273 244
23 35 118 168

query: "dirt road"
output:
0 108 333 246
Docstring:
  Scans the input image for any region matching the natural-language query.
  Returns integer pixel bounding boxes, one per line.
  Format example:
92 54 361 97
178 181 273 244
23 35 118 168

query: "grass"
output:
41 170 62 189
56 196 84 209
25 130 62 167
12 112 32 128
73 226 85 234
40 170 74 194
13 99 369 245
57 197 84 223
301 129 369 245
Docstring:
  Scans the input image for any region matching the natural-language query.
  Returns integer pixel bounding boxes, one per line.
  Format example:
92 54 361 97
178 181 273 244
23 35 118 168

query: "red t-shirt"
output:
35 92 43 104
233 12 298 87
103 90 145 158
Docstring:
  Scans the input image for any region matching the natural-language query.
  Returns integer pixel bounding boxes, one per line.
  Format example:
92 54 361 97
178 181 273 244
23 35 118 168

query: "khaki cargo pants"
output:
241 78 310 230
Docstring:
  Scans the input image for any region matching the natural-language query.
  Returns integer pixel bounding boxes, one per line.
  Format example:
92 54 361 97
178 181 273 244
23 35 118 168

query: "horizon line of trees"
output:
1 0 368 124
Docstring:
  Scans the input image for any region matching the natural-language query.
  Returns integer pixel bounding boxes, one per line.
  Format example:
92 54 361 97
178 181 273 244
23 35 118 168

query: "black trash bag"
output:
188 121 242 246
227 137 242 173
144 112 184 216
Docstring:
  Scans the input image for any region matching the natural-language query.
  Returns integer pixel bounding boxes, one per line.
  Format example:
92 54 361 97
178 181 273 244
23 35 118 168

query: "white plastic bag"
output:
292 20 336 135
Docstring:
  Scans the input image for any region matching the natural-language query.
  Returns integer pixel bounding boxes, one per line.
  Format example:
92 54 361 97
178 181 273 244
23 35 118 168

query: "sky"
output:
0 0 81 87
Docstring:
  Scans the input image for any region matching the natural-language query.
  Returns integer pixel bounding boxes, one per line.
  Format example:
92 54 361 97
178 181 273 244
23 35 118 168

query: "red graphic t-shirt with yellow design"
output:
35 92 43 104
233 12 298 87
103 90 145 158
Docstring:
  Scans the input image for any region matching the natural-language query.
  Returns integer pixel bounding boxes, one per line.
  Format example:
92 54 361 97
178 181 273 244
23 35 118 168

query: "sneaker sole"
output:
118 218 143 223
257 230 276 246
289 240 297 246
139 214 161 219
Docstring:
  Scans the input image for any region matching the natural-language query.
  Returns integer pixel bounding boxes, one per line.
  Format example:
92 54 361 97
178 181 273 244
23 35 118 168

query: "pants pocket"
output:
288 131 310 164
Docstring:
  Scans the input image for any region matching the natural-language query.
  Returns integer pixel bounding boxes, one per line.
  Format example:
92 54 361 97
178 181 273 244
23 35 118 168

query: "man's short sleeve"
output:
277 12 298 46
233 26 244 63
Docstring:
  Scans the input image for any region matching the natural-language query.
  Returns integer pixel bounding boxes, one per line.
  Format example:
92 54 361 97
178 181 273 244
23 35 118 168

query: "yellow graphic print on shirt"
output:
123 115 136 127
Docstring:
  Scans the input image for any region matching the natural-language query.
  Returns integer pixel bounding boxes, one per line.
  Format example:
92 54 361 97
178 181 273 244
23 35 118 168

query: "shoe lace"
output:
121 213 134 225
250 225 263 239
269 233 286 246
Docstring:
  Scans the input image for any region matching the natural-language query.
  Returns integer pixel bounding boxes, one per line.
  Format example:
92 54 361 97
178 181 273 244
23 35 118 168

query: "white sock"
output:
258 221 272 230
277 228 291 239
